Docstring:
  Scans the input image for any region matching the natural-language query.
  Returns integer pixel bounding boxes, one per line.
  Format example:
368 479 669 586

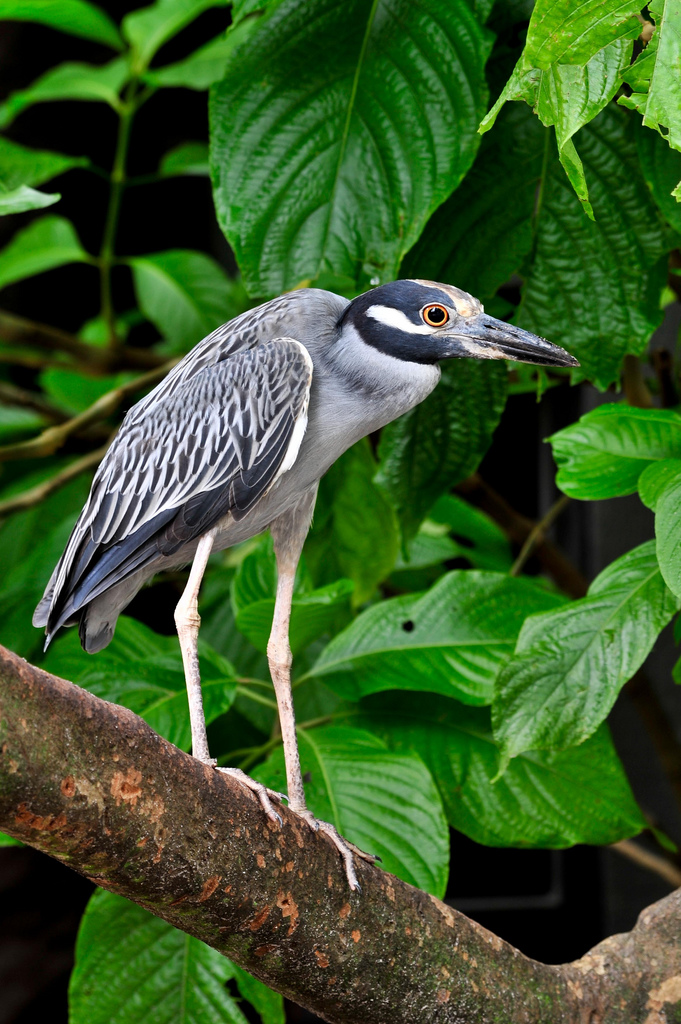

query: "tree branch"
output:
1 645 680 1024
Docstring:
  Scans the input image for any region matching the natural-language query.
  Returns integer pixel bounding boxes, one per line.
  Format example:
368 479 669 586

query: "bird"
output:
34 278 578 889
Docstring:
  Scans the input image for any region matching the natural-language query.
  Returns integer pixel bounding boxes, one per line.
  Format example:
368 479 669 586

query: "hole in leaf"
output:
402 620 415 632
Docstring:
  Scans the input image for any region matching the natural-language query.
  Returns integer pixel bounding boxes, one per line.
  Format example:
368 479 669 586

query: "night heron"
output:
34 279 577 889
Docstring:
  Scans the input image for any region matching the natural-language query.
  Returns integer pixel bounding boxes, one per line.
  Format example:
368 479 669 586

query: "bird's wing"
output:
39 338 312 633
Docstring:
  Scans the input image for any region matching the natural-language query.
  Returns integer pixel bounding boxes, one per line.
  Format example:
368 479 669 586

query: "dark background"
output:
1 3 680 1020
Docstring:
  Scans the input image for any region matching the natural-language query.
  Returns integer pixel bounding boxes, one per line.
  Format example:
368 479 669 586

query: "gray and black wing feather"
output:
34 338 313 648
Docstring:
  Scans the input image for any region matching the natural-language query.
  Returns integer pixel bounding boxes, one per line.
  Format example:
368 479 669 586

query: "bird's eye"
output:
422 304 449 327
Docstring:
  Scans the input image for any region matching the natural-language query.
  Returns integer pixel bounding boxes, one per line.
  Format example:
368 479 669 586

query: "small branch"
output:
611 840 681 890
509 493 571 577
0 359 176 462
622 355 654 409
0 308 166 371
0 444 109 517
2 644 681 1024
0 381 70 423
651 348 678 409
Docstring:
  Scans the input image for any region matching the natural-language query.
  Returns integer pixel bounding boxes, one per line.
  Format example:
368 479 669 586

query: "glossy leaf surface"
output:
0 184 60 214
70 890 285 1024
43 617 237 751
354 693 646 848
550 404 681 499
0 215 90 290
255 725 449 896
518 108 670 389
123 0 228 73
493 541 680 759
376 360 507 541
210 0 493 295
0 57 129 128
129 250 243 352
641 461 681 599
0 0 122 49
308 571 565 705
0 136 87 190
636 123 681 232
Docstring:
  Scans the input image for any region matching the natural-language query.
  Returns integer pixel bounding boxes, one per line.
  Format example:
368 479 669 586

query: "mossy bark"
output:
1 644 680 1024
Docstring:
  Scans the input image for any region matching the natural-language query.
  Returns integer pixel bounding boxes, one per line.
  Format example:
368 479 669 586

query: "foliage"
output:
0 0 680 1020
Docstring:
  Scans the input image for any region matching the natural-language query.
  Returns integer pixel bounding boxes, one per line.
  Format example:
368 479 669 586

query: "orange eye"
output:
422 304 449 327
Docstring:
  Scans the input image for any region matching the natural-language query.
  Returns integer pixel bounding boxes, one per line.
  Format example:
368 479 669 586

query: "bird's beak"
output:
443 313 579 368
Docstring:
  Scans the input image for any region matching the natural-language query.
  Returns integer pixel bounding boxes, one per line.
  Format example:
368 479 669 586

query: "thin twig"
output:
510 493 571 577
0 382 70 423
0 359 177 462
0 444 110 517
611 840 681 889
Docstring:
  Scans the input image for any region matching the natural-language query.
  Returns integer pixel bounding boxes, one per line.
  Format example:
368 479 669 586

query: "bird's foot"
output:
211 764 286 827
297 809 379 892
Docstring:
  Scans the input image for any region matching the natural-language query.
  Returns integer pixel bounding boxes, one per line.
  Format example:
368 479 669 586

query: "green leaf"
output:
636 115 681 231
159 141 209 177
550 404 681 499
123 0 229 74
0 831 22 846
619 2 681 183
305 439 399 604
643 461 681 599
0 474 92 660
148 26 252 90
0 184 60 214
129 250 243 352
39 367 135 415
517 107 670 390
376 359 507 541
0 135 87 190
0 215 91 290
0 0 123 49
493 541 680 760
0 57 129 129
428 495 513 572
403 103 544 300
308 570 566 705
354 693 647 848
229 531 354 654
43 617 237 751
255 725 449 896
0 405 46 441
638 458 681 511
70 890 284 1024
210 0 493 295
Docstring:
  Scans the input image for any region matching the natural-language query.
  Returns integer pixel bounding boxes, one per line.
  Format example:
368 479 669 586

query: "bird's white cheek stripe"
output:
458 338 506 360
366 305 434 335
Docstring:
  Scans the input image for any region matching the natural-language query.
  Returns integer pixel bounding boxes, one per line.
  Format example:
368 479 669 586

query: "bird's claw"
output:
213 766 285 826
297 810 378 891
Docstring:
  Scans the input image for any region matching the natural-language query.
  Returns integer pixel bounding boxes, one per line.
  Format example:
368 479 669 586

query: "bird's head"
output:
340 279 578 368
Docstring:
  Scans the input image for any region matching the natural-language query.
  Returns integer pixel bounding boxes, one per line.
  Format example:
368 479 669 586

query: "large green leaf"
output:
516 106 670 390
304 439 399 604
376 359 507 541
493 541 680 760
638 460 681 600
255 725 449 896
210 0 493 296
353 693 646 848
70 890 285 1024
620 2 681 196
129 250 243 352
0 57 129 129
0 184 60 214
482 29 636 215
0 215 91 290
636 122 681 232
0 0 122 49
307 570 565 705
123 0 229 74
549 404 681 499
0 135 87 190
403 103 544 300
428 495 513 572
43 617 237 751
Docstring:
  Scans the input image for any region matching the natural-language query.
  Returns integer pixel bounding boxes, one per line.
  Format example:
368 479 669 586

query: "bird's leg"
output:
175 529 284 825
269 500 377 891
